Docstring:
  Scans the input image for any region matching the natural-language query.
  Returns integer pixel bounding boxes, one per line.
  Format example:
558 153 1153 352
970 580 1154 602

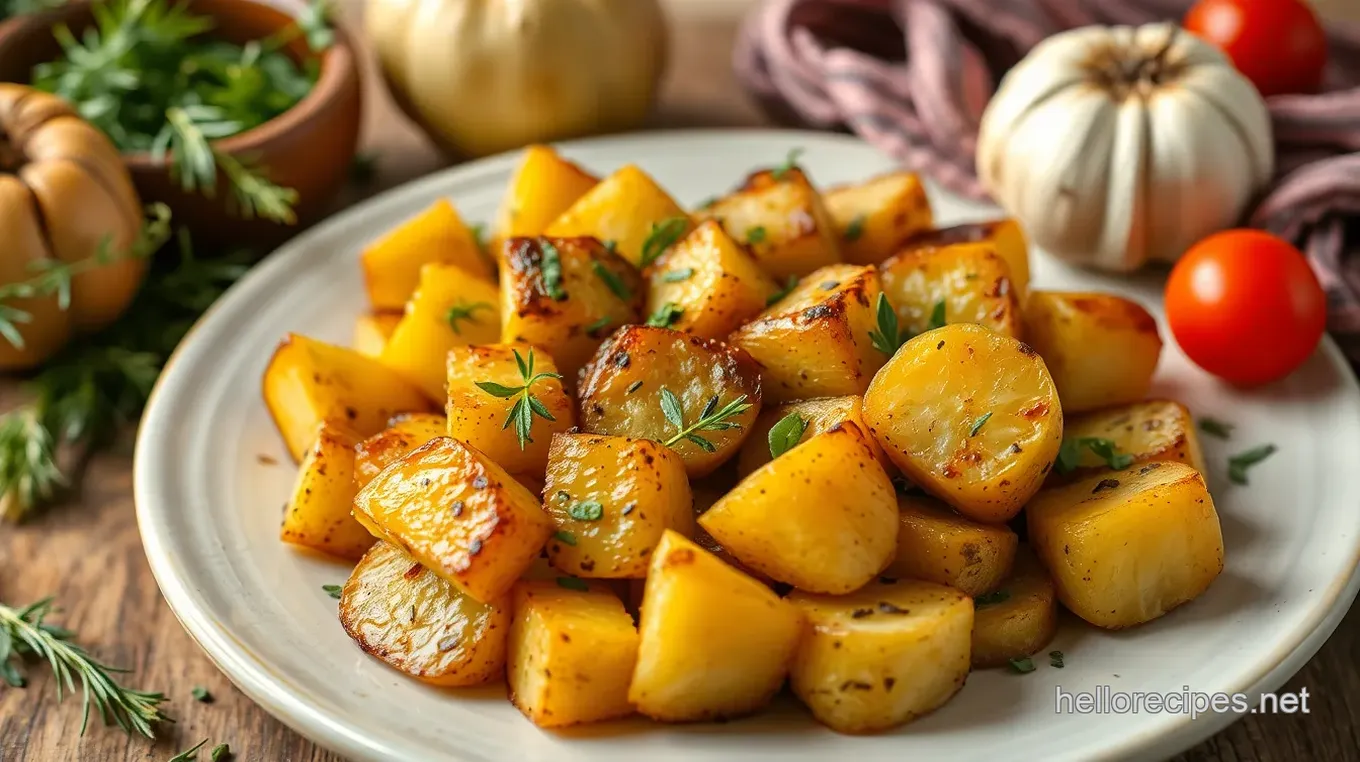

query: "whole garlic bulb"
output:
977 23 1274 272
367 0 669 158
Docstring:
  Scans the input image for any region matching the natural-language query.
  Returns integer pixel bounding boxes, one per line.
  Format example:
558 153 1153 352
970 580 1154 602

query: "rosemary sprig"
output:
475 349 561 449
445 301 493 335
659 388 752 452
0 597 169 738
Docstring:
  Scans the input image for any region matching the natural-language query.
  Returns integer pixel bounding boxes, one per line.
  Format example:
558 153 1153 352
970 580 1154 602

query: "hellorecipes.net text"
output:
1056 686 1311 720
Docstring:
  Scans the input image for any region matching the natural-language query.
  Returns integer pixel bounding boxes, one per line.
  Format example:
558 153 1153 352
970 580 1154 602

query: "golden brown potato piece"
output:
700 166 842 280
1023 291 1162 414
340 541 510 686
736 395 891 476
262 333 432 463
728 264 885 403
886 495 1018 597
494 145 599 241
788 580 972 734
353 413 448 491
379 263 501 401
542 433 694 578
1055 400 1205 482
897 218 1030 295
646 220 778 340
445 343 576 481
499 237 644 383
629 531 805 722
361 199 495 311
279 420 374 561
879 243 1023 339
507 579 638 728
699 423 897 594
353 437 554 603
545 165 691 269
1027 462 1224 629
578 326 762 478
824 171 934 265
970 547 1059 668
353 313 402 358
863 323 1062 523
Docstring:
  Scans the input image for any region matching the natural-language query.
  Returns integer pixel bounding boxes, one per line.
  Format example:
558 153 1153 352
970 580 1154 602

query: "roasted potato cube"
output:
445 343 576 480
886 495 1018 596
788 580 972 734
736 395 890 476
699 423 897 594
361 199 494 311
379 263 501 401
494 145 599 241
824 171 934 265
340 541 510 686
279 420 374 560
353 313 401 358
1023 291 1162 414
499 237 643 383
263 333 432 463
544 164 691 268
353 437 554 603
898 218 1030 295
353 413 448 491
971 546 1058 668
1027 461 1224 629
863 323 1063 523
578 326 762 478
646 220 777 340
629 531 805 721
1057 400 1205 482
507 579 638 728
879 244 1023 339
728 264 885 403
700 167 841 280
542 433 694 578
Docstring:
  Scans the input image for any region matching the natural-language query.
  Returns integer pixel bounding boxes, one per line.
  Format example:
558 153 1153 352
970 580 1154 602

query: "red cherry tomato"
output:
1183 0 1328 97
1165 230 1326 386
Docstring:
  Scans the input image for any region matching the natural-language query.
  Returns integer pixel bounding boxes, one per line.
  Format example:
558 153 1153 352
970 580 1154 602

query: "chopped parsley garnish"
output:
1008 656 1036 674
1049 650 1065 669
843 214 866 242
1199 417 1234 439
592 261 631 300
746 226 768 245
1227 444 1276 485
1055 437 1133 474
639 217 688 267
553 530 577 546
646 302 684 328
321 584 342 599
568 501 604 521
661 267 695 283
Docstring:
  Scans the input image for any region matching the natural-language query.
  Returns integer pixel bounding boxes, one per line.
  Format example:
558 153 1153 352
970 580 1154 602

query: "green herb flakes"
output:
1228 444 1276 485
969 412 993 437
1199 417 1234 439
556 577 589 592
568 501 604 521
767 413 808 459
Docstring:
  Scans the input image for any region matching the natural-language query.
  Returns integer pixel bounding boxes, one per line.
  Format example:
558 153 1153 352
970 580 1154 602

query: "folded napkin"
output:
735 0 1360 358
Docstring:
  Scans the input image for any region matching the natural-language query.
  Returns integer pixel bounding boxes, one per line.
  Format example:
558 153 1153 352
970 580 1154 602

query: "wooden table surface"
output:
2 1 1358 760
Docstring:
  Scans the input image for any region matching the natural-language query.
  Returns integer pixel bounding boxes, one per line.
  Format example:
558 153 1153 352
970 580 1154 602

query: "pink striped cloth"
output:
734 0 1360 357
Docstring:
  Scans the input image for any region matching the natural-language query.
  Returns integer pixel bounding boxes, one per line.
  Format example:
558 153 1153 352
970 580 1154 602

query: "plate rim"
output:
133 127 1360 762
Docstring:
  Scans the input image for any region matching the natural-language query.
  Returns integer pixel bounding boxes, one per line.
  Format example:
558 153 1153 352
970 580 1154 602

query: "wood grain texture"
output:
1 1 1357 760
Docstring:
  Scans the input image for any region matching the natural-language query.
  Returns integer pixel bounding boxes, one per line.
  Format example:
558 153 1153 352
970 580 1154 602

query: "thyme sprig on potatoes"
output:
659 389 752 452
475 348 562 450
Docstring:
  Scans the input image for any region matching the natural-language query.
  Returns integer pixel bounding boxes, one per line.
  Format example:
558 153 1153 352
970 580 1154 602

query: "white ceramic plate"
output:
135 130 1360 762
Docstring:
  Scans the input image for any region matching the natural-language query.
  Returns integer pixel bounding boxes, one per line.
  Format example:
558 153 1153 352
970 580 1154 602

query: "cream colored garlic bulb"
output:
367 0 668 158
977 23 1274 272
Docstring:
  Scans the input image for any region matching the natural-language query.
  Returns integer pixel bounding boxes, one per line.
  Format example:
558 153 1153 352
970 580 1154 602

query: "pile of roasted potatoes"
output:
265 145 1224 734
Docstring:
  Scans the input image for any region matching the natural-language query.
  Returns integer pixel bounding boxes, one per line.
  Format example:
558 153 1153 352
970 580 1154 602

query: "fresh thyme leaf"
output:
639 217 688 268
974 589 1010 607
1049 650 1065 669
477 349 561 450
646 302 684 328
191 686 213 703
1228 443 1276 485
843 214 866 242
969 412 993 437
659 388 685 430
1055 437 1134 474
537 239 566 300
767 413 808 459
660 390 752 451
556 577 590 592
168 739 209 762
591 261 631 301
766 275 798 307
745 226 768 245
568 501 604 521
867 292 907 356
926 300 947 331
1008 656 1036 674
1199 417 1234 439
771 147 804 180
661 267 694 283
553 530 577 546
0 597 169 738
321 584 342 599
445 302 492 335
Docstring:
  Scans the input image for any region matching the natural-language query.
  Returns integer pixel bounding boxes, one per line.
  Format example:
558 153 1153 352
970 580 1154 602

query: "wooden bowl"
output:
0 0 362 245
